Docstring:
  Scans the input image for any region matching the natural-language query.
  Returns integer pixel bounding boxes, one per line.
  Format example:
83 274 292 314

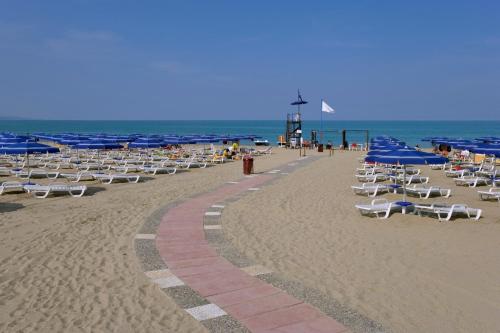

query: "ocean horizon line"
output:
2 119 499 122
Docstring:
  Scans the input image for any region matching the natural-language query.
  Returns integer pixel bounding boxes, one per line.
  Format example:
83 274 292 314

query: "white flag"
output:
322 100 335 113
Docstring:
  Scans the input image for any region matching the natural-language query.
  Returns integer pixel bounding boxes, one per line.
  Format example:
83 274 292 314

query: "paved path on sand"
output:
135 157 351 333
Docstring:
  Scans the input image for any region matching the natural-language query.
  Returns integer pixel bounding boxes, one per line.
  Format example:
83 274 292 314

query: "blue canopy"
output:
128 137 165 148
195 138 220 143
0 142 59 155
0 141 59 184
128 141 165 148
365 149 448 165
0 136 36 144
470 147 500 157
72 141 123 150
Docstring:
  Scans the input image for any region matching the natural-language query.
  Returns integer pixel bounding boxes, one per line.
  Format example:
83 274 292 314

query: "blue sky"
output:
0 0 499 120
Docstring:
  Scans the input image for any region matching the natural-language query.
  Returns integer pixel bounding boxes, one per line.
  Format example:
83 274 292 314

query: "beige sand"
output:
222 151 500 333
0 148 301 333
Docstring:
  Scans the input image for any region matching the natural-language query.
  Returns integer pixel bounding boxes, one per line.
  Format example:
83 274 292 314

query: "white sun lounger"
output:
176 159 207 169
445 169 472 178
42 162 73 170
390 174 429 185
141 166 177 175
59 172 94 182
24 183 87 198
0 167 12 176
406 185 451 199
356 168 378 176
351 183 391 197
430 163 448 170
355 199 402 219
356 166 385 175
76 163 111 171
478 188 500 201
120 159 146 166
414 203 482 221
210 155 226 164
13 169 59 179
0 181 26 195
112 165 142 173
391 167 421 175
475 169 498 178
454 176 491 187
251 147 272 155
92 173 140 184
355 174 388 183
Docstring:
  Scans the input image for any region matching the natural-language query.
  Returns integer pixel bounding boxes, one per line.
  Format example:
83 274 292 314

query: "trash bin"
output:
243 155 254 175
317 144 324 152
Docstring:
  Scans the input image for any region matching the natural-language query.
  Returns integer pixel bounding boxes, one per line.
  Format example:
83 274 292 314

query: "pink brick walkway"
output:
156 174 350 333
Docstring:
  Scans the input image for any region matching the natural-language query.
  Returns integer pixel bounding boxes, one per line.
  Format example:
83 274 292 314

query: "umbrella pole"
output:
26 152 31 184
403 164 407 202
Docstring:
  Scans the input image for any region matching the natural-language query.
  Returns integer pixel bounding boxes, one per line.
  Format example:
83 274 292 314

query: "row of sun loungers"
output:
477 188 500 201
24 183 87 198
356 173 430 185
0 147 253 201
352 183 451 199
355 199 482 221
0 181 87 198
454 176 492 188
351 184 393 197
353 153 496 221
414 203 482 221
92 173 140 184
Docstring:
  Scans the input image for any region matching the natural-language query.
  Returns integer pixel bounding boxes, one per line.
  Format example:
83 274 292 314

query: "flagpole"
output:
320 99 323 143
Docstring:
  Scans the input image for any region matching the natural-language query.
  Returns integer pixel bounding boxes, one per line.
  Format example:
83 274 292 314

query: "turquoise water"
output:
1 120 499 147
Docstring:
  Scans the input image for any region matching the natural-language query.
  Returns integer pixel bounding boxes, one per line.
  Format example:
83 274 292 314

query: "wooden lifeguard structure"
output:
285 90 307 148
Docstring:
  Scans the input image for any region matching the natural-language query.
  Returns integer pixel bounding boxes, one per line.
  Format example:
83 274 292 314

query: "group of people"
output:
221 142 239 158
430 144 471 161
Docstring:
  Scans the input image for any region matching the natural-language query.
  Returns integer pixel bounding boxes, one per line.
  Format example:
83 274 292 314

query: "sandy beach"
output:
222 150 500 332
1 148 499 332
0 148 301 332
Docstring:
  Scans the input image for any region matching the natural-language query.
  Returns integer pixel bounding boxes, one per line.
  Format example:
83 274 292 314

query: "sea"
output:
1 120 499 147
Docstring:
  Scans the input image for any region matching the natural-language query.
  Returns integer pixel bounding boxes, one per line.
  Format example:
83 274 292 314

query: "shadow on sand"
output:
0 202 24 213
